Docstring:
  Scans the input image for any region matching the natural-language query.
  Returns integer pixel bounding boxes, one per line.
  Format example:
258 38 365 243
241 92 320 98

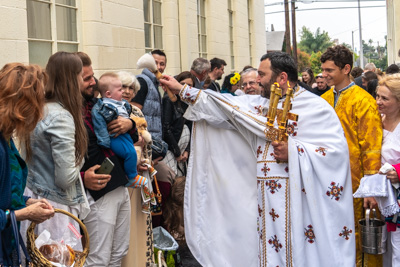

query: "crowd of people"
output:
1 45 400 267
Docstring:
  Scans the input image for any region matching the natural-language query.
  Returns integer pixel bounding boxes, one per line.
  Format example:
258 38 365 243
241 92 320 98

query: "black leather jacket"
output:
162 95 191 157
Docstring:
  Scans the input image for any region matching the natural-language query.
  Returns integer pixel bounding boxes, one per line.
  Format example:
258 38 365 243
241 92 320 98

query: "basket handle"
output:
29 208 90 258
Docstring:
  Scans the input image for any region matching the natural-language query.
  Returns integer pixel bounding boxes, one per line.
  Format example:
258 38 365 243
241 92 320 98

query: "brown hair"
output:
45 52 87 165
163 176 186 242
320 45 353 70
0 63 47 159
75 52 92 67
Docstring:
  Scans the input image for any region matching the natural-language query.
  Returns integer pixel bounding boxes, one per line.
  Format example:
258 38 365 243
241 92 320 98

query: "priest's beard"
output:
261 73 278 99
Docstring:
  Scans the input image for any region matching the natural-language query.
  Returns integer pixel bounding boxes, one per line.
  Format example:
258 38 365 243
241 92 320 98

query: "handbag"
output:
0 210 32 267
151 172 163 216
151 138 168 160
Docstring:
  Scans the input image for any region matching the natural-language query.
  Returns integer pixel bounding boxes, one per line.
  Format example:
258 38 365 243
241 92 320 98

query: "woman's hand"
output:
83 165 112 191
26 198 53 210
15 202 54 223
107 116 133 137
137 162 149 172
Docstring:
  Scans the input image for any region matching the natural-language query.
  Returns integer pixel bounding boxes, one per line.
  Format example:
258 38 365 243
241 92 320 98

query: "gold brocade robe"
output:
322 85 382 267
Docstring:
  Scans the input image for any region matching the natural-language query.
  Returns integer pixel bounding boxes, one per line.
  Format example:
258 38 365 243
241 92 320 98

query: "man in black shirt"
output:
208 58 226 92
311 73 331 96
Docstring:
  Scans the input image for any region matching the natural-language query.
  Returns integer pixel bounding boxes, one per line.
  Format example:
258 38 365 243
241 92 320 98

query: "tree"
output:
297 49 311 74
298 26 334 54
309 51 322 75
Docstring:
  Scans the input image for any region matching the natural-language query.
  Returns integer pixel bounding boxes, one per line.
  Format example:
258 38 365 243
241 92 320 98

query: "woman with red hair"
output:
0 63 54 265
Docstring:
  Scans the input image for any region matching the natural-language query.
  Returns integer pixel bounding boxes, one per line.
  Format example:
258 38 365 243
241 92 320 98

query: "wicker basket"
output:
26 208 90 267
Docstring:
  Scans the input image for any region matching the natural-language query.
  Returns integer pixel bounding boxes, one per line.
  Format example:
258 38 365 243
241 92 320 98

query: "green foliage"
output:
299 26 334 54
297 49 311 73
361 39 387 70
310 51 322 75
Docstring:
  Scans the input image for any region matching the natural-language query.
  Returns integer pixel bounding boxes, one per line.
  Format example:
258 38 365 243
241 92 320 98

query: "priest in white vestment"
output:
160 52 356 267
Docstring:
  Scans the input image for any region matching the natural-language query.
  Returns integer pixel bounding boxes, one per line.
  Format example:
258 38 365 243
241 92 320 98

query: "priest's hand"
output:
271 141 288 161
383 170 399 184
160 75 184 94
363 197 378 209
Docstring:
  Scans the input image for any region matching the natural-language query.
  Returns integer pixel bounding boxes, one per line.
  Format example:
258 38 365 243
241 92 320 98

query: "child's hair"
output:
163 176 186 243
98 72 119 97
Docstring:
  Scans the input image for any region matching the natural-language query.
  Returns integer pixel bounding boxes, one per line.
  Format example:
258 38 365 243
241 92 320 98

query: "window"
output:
228 0 234 69
247 0 253 66
27 0 78 67
144 0 163 53
197 0 207 58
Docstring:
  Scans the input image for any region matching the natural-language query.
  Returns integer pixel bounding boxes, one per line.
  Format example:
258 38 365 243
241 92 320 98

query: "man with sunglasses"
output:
310 73 331 96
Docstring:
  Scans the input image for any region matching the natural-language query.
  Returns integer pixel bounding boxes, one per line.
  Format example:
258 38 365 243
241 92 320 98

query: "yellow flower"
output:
230 73 241 85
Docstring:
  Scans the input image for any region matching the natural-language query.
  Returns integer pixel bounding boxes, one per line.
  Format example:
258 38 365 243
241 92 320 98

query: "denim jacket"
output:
26 102 84 206
91 98 132 148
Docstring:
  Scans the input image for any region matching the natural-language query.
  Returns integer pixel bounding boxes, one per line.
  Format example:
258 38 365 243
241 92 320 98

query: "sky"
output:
264 0 387 53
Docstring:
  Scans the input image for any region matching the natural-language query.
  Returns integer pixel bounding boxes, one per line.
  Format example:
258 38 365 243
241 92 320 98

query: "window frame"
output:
27 0 80 53
144 0 163 53
197 0 207 58
247 0 254 66
228 0 235 69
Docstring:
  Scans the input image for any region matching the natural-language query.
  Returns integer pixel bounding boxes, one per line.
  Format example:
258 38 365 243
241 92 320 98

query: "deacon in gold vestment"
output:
321 45 383 267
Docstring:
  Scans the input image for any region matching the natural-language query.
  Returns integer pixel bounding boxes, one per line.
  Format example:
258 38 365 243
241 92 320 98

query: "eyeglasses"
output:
316 75 323 78
241 81 258 88
122 85 135 90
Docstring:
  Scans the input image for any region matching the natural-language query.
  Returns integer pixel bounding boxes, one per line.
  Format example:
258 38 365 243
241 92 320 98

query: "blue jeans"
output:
110 133 137 179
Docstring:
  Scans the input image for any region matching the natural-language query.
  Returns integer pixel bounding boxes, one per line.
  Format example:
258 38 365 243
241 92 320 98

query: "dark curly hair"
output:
320 45 353 70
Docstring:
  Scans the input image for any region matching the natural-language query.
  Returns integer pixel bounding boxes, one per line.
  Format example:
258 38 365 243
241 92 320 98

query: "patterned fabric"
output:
1 138 27 265
322 85 383 266
8 139 27 210
182 86 355 266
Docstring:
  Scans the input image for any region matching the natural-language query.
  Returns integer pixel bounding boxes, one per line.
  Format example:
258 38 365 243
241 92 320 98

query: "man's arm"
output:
357 98 382 209
357 98 382 175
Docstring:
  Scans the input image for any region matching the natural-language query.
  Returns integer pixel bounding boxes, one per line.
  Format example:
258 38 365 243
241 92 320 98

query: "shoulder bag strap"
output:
10 211 31 266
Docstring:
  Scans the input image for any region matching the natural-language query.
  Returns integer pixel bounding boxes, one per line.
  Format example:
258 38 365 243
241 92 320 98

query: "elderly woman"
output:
118 71 143 117
0 63 54 265
117 71 155 267
376 74 400 266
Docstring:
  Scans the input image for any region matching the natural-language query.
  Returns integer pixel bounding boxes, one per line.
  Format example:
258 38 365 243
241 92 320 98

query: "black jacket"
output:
162 95 191 157
81 98 138 201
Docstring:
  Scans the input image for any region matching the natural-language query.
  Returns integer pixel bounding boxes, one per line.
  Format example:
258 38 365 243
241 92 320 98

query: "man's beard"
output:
82 87 94 102
261 74 278 99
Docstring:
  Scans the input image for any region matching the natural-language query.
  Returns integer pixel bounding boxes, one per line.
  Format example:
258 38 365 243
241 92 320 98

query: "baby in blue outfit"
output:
92 72 147 188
